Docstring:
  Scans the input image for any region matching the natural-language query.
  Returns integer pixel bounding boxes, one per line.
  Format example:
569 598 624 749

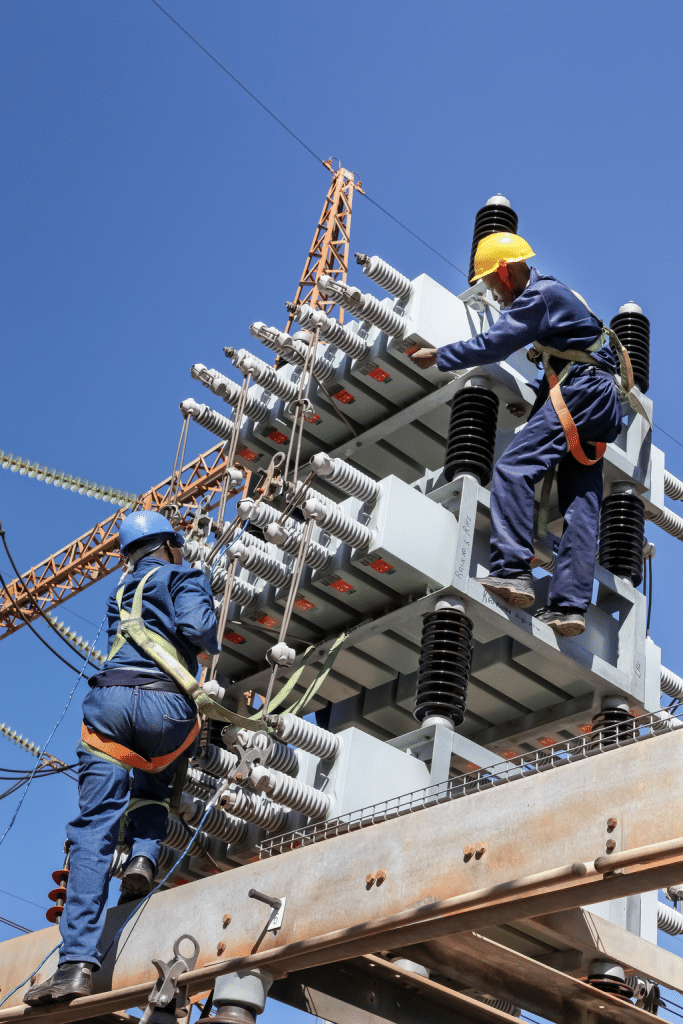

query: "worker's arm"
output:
171 569 221 654
410 286 548 372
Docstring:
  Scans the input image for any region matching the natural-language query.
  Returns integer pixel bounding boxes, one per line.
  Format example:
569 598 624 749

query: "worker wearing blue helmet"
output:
26 510 220 1006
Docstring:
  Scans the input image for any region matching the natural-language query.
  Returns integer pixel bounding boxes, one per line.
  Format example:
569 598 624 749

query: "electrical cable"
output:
148 1 469 279
0 525 91 663
0 608 106 852
0 568 83 674
0 887 44 910
0 915 32 934
0 939 62 1008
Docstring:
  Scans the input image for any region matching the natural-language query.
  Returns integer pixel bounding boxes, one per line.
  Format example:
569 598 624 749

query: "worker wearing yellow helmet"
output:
410 231 624 637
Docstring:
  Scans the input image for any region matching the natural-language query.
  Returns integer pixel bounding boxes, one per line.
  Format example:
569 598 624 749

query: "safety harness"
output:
526 294 650 538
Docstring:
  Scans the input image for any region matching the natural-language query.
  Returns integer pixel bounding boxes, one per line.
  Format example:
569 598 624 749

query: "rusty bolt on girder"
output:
366 870 387 887
222 913 232 927
607 817 618 831
606 839 618 852
217 941 226 955
464 843 487 860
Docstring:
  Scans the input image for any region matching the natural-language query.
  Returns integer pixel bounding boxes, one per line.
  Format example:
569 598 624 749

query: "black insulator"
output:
445 387 500 486
587 973 633 1002
609 303 650 394
590 704 633 747
468 195 518 284
414 607 474 728
598 492 645 585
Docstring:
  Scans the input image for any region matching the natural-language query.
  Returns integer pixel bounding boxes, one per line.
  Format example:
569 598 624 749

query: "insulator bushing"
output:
274 713 340 760
180 399 234 442
231 541 292 588
225 728 298 775
184 766 221 800
355 253 411 300
586 961 633 1002
468 194 519 285
282 331 340 385
310 453 379 503
191 365 271 422
414 607 474 728
194 743 238 778
250 765 330 820
318 277 407 339
237 498 280 528
210 567 258 608
661 665 683 700
598 491 645 585
664 471 683 502
219 784 287 832
264 522 331 572
610 302 650 394
165 815 208 856
180 795 249 845
292 304 371 360
444 386 500 485
284 480 335 506
250 322 289 353
302 498 373 549
645 504 683 541
590 698 633 747
225 349 300 403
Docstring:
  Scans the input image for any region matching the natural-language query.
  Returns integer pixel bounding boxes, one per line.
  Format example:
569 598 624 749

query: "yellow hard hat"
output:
471 232 535 282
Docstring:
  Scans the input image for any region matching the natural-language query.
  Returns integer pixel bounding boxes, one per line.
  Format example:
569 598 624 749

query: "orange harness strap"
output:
81 715 201 774
545 365 606 467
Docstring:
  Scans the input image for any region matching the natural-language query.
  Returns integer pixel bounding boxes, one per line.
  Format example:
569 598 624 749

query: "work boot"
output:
535 606 585 637
23 962 93 1005
477 572 535 609
117 855 156 905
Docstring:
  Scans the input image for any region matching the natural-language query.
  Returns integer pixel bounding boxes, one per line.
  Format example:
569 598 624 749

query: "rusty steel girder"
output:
0 444 230 639
1 727 683 1022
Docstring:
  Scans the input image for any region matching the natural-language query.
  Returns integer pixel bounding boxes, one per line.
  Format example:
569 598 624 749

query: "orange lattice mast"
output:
285 159 364 334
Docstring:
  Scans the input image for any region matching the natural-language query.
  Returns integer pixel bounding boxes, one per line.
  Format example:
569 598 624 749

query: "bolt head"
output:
607 817 618 829
222 913 232 926
475 842 487 857
463 845 475 858
376 870 387 884
217 941 226 955
235 772 243 782
606 839 617 852
366 873 376 885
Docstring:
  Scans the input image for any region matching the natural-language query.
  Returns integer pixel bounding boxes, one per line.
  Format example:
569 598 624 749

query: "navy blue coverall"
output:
436 268 623 612
59 557 219 968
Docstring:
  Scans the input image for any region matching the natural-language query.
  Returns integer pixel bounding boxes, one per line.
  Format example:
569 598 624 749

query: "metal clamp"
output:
229 741 271 784
139 933 200 1024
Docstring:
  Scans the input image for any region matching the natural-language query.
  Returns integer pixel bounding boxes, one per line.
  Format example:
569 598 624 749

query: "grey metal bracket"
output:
139 933 200 1024
248 888 287 932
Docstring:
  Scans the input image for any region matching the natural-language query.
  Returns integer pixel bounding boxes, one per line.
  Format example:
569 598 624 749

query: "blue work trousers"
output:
489 371 623 611
59 685 197 967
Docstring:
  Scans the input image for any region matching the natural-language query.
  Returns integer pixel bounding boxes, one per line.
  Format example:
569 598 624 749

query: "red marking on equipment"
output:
268 430 289 445
501 750 518 760
294 597 315 611
238 447 259 462
404 345 421 356
224 631 246 645
538 737 555 747
578 724 593 734
369 558 394 574
257 614 279 628
368 366 391 383
329 578 354 593
331 388 355 405
304 412 321 424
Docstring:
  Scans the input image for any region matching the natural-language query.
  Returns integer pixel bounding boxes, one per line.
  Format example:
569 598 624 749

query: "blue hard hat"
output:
118 511 183 553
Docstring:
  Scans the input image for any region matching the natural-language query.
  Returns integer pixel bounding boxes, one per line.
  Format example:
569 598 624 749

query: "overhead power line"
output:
149 0 469 279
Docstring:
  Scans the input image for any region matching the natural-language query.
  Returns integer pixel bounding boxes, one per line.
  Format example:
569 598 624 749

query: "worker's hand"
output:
407 346 439 370
506 403 527 419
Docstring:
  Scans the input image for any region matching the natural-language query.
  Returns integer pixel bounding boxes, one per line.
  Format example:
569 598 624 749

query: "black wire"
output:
0 915 32 935
149 1 469 280
0 526 90 662
0 568 84 674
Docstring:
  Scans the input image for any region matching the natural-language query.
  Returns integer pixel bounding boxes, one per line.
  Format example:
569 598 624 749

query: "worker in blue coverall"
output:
25 510 219 1006
410 232 623 637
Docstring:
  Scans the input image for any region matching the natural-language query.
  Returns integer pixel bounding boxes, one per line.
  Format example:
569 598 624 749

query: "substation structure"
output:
2 195 683 1024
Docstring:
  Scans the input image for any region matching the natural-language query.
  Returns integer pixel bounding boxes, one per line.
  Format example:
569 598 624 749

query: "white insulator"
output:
250 322 289 354
182 538 213 564
249 765 330 820
267 642 296 668
219 784 287 832
667 884 683 902
109 846 129 878
209 566 258 607
282 332 340 384
317 277 406 339
225 727 298 775
237 498 280 528
645 505 683 541
660 665 683 699
180 794 248 845
309 453 379 503
190 365 270 423
263 522 331 572
283 480 335 506
293 305 371 360
274 713 340 760
665 471 683 501
194 743 238 778
651 710 683 734
302 498 372 549
231 541 292 587
229 350 299 403
658 903 683 935
355 253 411 300
183 766 221 800
180 399 234 442
155 845 177 878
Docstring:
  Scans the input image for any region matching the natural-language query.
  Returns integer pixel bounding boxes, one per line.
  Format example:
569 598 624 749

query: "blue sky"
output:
2 1 683 1020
